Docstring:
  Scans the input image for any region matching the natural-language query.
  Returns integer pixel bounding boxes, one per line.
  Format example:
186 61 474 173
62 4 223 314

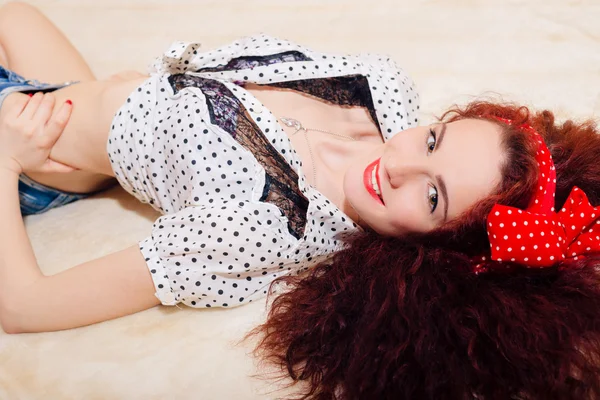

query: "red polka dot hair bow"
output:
474 118 600 274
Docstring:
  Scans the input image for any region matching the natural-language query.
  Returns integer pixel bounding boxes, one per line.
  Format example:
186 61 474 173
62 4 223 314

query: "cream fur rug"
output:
0 0 599 398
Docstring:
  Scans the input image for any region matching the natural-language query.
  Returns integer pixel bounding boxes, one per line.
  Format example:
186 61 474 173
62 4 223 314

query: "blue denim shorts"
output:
19 174 87 216
0 65 84 216
0 65 76 109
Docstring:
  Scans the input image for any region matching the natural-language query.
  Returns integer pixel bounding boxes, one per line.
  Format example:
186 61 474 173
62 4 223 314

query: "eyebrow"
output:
435 123 449 221
436 174 449 222
437 122 447 150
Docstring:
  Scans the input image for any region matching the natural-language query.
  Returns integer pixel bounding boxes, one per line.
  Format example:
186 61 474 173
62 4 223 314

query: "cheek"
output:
382 191 426 234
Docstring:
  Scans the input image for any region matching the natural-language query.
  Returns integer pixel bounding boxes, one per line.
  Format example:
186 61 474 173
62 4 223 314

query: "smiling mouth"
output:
371 164 383 200
364 158 385 205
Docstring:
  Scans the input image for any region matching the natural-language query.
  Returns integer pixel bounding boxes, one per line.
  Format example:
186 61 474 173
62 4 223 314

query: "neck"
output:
313 139 379 228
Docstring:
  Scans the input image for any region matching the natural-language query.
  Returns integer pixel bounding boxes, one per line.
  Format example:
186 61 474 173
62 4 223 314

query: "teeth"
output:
371 164 382 202
372 167 380 195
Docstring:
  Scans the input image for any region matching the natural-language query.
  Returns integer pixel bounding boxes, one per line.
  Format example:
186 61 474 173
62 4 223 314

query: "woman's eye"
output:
427 128 437 154
428 185 438 213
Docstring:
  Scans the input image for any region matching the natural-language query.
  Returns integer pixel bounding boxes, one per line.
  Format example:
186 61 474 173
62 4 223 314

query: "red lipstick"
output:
363 158 384 205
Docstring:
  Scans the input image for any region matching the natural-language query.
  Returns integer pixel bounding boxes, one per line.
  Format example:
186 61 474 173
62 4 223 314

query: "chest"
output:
167 73 383 221
245 83 383 189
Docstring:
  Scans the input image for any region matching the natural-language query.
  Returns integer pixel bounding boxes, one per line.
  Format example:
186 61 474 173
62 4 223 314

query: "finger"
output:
37 159 78 174
5 92 33 118
48 154 79 168
43 100 72 146
32 93 56 125
19 92 44 119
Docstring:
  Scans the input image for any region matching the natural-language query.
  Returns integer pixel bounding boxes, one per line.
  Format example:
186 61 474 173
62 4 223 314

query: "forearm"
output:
3 245 158 333
0 170 45 331
0 170 158 333
0 170 150 334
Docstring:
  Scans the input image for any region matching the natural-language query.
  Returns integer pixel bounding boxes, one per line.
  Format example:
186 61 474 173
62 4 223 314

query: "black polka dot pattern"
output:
151 34 419 138
107 34 419 308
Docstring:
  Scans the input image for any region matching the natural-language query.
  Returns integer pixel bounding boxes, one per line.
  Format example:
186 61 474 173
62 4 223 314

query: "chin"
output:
353 212 387 235
370 225 392 236
364 219 401 237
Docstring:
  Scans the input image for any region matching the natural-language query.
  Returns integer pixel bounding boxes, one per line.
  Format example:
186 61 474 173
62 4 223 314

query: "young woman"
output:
1 3 600 398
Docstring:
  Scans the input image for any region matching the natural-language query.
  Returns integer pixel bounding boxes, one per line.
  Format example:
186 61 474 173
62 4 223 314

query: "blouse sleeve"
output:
138 201 300 308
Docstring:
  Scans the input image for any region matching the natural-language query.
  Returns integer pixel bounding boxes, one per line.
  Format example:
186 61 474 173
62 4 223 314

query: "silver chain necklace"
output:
279 117 356 188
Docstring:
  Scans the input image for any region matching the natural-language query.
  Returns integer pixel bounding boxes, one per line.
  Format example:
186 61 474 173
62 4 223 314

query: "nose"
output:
384 155 428 189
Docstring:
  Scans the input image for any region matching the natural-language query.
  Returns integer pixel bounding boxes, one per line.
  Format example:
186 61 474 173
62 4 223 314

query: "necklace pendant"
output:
280 117 304 131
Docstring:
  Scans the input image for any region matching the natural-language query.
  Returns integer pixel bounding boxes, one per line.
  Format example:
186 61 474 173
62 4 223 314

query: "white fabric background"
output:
0 0 598 398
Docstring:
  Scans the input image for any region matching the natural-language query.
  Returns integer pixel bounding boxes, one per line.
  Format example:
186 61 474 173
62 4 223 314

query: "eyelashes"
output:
427 128 438 213
428 185 438 213
427 128 437 154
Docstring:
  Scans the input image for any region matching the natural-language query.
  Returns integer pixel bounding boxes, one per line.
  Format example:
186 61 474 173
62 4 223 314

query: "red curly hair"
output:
251 101 600 399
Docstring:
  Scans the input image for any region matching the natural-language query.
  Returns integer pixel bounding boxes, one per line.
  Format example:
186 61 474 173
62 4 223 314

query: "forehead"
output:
440 119 504 220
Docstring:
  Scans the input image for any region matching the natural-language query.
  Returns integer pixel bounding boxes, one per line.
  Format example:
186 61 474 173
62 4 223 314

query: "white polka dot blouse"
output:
107 34 419 308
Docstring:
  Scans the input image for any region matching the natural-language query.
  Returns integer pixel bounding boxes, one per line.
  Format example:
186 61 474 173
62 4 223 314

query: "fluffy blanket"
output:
0 0 598 398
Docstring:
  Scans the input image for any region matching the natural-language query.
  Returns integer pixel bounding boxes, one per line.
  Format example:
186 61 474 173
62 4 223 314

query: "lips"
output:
364 158 384 205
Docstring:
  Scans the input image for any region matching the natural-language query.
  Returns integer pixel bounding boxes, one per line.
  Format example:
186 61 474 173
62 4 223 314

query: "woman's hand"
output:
0 92 74 175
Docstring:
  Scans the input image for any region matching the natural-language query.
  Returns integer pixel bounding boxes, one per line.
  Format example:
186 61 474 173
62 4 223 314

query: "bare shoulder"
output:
3 245 160 334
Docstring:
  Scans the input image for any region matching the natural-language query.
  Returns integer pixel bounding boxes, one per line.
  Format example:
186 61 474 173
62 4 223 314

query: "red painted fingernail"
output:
28 93 33 97
66 99 72 105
